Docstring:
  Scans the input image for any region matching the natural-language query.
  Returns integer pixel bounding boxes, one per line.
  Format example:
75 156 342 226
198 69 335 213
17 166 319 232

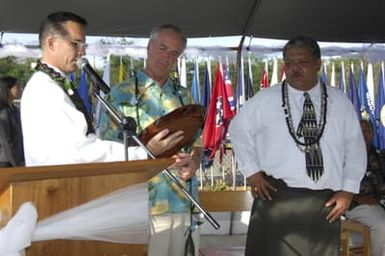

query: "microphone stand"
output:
92 88 220 230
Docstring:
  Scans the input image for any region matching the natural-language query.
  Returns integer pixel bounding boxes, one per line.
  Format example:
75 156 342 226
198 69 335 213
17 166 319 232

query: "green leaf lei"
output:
35 60 95 134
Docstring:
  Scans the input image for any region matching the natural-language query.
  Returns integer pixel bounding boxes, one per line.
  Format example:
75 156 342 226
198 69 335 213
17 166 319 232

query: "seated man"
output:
345 119 385 256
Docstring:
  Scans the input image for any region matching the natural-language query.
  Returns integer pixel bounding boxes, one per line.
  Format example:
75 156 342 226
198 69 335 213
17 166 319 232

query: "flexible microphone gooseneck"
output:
77 57 110 94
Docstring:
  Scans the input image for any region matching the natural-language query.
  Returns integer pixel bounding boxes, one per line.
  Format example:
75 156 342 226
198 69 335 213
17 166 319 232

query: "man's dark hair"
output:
283 36 321 60
0 76 17 108
39 11 87 47
149 24 187 50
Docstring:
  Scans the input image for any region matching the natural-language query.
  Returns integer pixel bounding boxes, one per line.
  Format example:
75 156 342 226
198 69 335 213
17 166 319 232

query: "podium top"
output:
0 158 174 193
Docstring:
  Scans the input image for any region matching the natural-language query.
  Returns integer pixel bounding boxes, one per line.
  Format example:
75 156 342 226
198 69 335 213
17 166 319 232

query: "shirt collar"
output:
137 70 174 90
287 80 321 99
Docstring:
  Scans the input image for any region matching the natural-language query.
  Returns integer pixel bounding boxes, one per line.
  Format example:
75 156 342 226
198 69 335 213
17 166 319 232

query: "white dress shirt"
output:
21 70 147 166
229 81 366 193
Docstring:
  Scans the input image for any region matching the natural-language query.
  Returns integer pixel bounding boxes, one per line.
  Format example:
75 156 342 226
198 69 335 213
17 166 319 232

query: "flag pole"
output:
199 163 203 190
210 165 214 188
231 148 236 190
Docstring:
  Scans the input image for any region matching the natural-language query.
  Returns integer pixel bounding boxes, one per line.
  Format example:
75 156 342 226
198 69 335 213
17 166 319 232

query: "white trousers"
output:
148 213 200 256
345 204 385 256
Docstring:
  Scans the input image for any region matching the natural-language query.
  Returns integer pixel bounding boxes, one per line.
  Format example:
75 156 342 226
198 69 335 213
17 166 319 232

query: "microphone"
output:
76 57 110 94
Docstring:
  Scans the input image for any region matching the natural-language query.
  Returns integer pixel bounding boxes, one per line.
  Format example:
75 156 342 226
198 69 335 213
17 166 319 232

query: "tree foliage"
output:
0 57 36 86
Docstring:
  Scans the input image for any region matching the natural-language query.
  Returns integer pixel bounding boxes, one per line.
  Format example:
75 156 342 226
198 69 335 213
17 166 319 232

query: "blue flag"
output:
338 62 345 93
79 70 92 114
224 63 236 114
191 60 200 103
201 63 211 110
374 67 385 150
357 65 375 123
321 64 328 85
69 72 76 83
347 66 360 119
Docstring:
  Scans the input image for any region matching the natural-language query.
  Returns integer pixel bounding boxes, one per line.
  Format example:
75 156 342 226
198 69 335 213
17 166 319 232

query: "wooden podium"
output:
0 158 173 256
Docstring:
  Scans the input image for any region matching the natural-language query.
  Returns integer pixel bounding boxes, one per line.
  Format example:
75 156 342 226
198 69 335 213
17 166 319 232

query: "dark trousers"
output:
245 176 340 256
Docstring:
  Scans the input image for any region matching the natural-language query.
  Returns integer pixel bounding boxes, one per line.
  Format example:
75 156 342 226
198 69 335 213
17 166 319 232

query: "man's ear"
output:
45 36 57 51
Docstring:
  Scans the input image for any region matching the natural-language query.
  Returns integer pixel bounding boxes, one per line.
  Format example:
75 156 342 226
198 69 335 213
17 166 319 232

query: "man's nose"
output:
160 51 178 61
287 63 303 73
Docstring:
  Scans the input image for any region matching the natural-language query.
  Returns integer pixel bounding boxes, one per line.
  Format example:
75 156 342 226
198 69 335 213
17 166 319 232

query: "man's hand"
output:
146 129 184 157
325 191 353 223
247 172 277 200
170 147 202 181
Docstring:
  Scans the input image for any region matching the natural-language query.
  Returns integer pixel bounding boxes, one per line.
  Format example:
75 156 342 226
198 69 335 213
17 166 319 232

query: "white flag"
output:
179 56 187 88
331 62 336 87
207 57 212 88
248 56 253 86
236 55 245 110
367 62 375 107
281 63 286 81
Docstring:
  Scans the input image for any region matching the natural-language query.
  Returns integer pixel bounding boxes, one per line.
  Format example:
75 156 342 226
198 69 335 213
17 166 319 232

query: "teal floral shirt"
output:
99 70 202 215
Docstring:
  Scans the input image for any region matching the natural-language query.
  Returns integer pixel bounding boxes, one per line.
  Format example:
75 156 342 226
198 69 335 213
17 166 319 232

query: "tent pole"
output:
235 0 259 103
0 32 4 47
234 0 259 188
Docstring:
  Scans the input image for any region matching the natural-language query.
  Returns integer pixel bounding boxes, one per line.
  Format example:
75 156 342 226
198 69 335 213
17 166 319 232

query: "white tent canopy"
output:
2 0 385 61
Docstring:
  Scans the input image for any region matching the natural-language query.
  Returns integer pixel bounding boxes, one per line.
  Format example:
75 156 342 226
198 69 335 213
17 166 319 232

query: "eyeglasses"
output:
68 39 88 50
58 36 88 50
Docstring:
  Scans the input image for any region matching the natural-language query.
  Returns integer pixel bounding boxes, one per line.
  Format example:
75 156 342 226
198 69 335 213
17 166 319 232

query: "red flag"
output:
202 64 234 159
260 69 269 89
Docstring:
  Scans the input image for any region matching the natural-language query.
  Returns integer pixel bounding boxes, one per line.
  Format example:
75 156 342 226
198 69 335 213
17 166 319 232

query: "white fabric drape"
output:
0 202 37 256
0 182 149 256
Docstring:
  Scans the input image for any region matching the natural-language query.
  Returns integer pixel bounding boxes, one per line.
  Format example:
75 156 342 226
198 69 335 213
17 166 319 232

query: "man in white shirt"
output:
21 11 183 166
229 36 366 256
